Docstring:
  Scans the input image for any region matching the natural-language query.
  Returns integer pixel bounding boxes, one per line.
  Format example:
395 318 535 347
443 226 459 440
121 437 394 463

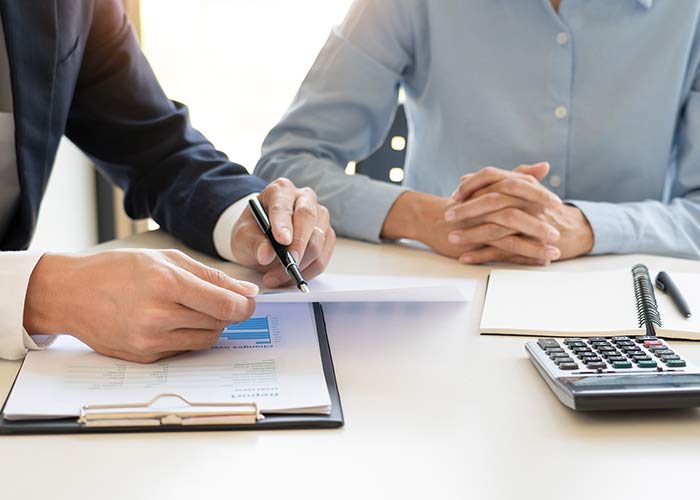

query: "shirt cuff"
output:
213 193 260 262
567 200 638 255
341 180 409 243
0 252 51 360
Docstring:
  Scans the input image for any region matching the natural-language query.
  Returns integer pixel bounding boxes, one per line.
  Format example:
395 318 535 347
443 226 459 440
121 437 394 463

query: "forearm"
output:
256 153 407 242
570 197 700 258
255 3 418 242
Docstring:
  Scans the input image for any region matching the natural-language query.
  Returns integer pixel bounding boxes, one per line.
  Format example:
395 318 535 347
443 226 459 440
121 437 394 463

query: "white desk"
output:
3 231 700 499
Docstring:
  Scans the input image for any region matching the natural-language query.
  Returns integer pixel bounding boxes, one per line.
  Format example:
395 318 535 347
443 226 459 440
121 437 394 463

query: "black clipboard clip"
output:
78 393 263 428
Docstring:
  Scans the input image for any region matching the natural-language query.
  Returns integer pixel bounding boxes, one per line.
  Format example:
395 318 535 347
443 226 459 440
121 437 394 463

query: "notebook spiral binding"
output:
632 264 662 335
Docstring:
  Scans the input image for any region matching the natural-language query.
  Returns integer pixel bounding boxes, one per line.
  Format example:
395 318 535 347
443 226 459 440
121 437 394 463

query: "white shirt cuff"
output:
0 252 53 360
213 193 260 263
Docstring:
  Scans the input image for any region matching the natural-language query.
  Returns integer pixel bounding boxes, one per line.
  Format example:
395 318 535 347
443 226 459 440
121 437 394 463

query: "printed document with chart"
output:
3 303 331 420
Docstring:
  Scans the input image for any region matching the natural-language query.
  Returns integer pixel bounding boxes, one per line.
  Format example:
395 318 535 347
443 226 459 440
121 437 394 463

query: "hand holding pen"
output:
227 179 336 289
249 197 309 292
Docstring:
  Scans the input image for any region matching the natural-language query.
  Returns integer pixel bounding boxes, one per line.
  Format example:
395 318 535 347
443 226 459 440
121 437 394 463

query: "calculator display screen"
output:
565 374 700 392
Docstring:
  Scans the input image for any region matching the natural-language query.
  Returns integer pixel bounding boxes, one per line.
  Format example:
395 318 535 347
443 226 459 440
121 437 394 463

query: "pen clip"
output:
655 276 666 292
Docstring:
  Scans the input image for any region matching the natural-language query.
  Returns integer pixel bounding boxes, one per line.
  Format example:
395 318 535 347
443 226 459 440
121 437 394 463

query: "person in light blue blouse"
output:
256 0 700 265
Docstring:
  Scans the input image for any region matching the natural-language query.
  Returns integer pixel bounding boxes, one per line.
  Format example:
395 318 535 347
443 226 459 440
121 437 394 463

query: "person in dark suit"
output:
0 0 335 362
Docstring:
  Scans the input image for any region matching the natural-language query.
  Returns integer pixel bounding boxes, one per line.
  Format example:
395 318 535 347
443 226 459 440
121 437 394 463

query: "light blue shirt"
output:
256 0 700 258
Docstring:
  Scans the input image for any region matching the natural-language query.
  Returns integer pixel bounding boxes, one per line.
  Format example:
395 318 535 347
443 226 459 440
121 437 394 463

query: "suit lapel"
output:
0 0 58 249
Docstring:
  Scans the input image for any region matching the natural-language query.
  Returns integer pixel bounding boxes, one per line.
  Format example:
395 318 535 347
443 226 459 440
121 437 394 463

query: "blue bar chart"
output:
221 317 272 345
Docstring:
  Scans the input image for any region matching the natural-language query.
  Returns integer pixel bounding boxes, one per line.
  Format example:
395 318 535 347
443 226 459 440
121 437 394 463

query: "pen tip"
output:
300 283 310 294
687 313 692 318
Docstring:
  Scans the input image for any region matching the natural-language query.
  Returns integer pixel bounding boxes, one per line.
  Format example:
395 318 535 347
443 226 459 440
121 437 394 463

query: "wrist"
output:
381 191 445 242
24 253 83 335
577 209 595 255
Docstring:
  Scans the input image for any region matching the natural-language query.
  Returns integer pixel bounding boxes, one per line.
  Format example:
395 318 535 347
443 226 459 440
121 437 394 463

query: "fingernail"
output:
445 210 456 222
448 233 460 244
547 228 560 242
237 280 259 296
545 247 560 260
265 276 281 288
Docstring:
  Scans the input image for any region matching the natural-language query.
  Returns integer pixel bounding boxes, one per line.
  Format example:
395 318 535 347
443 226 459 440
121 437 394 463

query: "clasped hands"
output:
442 162 594 265
384 162 594 265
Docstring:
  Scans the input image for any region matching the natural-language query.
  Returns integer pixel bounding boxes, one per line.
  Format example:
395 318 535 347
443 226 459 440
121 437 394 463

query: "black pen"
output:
656 271 691 318
248 197 310 293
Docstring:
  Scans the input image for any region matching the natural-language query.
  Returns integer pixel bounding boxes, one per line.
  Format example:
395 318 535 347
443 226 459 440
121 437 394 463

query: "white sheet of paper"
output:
3 303 331 420
256 273 476 303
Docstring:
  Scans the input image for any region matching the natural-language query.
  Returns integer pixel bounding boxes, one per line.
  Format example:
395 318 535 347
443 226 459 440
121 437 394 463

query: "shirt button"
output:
554 106 568 119
556 32 569 45
549 175 562 188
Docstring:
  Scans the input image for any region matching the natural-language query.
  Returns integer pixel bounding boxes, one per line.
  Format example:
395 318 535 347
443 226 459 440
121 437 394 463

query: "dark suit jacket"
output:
0 0 268 255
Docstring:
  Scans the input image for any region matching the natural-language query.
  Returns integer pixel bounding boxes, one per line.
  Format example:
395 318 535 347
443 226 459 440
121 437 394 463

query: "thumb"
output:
231 219 276 268
514 162 550 180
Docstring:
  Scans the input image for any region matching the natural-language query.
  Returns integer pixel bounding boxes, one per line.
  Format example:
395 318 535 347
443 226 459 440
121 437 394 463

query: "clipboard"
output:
0 303 344 434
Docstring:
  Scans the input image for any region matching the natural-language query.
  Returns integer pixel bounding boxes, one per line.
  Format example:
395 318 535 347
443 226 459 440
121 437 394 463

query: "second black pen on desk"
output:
248 197 310 293
655 271 691 318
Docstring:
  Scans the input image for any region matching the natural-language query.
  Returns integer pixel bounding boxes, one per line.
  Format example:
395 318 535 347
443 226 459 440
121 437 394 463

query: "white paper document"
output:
3 303 331 420
256 273 476 303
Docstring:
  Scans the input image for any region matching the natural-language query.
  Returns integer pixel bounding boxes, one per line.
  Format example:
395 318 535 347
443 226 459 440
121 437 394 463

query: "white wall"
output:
29 138 97 252
140 0 354 171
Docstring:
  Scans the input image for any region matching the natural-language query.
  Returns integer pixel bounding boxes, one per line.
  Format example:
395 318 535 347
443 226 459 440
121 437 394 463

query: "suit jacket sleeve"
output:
63 0 267 256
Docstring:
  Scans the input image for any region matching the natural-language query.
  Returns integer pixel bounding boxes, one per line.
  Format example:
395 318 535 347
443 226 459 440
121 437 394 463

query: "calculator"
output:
526 336 700 410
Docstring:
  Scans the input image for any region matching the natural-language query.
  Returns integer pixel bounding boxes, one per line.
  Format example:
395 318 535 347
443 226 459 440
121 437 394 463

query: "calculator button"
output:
550 353 571 359
612 361 633 369
559 363 579 370
622 346 642 353
606 355 626 362
666 360 687 367
648 345 669 353
538 339 561 350
575 351 594 357
547 348 565 354
597 346 616 352
612 336 631 341
564 339 585 346
643 340 664 347
660 354 681 361
632 355 652 361
555 358 575 365
653 349 674 357
614 340 635 347
637 360 658 368
635 336 658 343
586 362 607 370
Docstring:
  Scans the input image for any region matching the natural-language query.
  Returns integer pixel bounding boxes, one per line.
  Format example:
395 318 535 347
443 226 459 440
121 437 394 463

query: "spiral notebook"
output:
480 265 700 340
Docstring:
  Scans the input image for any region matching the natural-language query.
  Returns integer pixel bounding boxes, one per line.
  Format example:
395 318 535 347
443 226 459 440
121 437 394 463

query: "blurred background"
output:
31 0 354 251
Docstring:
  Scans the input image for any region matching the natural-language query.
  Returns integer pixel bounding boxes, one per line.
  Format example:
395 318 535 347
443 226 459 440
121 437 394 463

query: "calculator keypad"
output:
537 336 689 373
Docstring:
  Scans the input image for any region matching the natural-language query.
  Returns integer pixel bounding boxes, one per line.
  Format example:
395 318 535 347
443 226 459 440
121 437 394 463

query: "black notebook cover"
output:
0 303 344 434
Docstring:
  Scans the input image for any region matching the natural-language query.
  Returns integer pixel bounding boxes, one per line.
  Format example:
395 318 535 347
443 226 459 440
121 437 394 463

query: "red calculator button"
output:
644 340 663 347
